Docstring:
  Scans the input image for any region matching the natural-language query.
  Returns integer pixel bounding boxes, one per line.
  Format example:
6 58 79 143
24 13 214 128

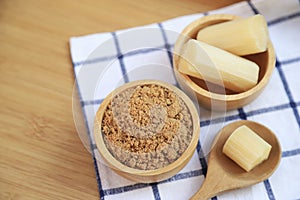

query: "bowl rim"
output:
173 14 276 102
94 79 200 176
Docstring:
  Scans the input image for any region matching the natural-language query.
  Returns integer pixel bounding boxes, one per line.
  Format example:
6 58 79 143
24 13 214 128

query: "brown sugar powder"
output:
101 84 193 170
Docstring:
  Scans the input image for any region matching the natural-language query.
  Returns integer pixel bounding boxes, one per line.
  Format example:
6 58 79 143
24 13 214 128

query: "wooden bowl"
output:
94 80 200 183
173 14 276 111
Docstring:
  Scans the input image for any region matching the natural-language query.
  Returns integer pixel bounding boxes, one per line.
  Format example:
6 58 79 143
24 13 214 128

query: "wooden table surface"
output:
0 0 242 199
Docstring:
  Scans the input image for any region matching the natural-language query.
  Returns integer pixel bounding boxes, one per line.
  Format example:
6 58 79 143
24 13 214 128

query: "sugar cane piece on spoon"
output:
223 125 272 172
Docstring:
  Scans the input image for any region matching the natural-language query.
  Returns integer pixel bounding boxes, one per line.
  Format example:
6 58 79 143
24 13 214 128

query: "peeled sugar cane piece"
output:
222 125 272 172
178 39 259 92
197 14 269 56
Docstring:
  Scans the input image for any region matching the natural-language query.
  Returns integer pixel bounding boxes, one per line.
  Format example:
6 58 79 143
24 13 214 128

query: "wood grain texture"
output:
0 0 242 199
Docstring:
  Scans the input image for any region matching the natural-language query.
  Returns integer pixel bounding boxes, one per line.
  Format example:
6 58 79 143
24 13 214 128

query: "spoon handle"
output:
190 164 230 200
189 177 217 200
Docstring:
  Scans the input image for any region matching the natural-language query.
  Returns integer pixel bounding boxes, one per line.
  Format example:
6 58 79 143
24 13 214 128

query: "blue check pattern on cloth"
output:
70 0 300 199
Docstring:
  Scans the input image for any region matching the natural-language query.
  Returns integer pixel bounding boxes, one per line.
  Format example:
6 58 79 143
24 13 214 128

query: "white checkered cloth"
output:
70 0 300 199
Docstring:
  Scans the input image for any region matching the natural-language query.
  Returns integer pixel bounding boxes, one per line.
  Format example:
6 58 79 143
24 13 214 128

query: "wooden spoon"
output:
190 120 281 200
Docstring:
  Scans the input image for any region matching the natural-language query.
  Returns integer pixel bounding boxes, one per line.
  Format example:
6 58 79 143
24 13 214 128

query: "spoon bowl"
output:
191 120 281 200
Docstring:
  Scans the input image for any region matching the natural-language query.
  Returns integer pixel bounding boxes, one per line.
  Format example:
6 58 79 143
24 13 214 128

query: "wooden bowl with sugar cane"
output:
94 80 200 183
173 14 276 111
